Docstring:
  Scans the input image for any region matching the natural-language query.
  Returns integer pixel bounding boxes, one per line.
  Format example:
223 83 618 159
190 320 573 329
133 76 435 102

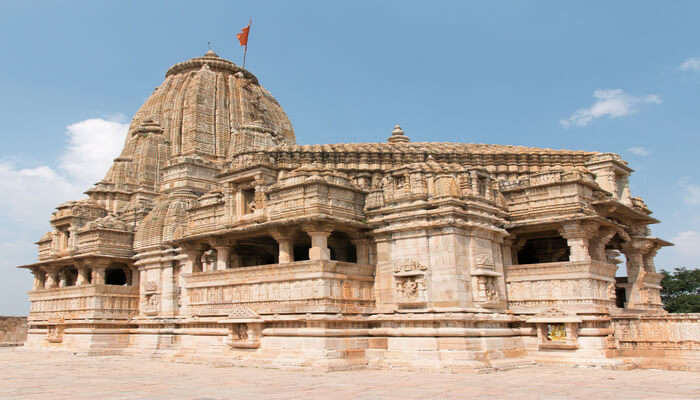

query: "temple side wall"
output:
610 314 700 370
0 316 27 345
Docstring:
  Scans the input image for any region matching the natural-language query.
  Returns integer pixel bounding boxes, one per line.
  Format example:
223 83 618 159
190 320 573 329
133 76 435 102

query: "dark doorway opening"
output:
105 267 128 285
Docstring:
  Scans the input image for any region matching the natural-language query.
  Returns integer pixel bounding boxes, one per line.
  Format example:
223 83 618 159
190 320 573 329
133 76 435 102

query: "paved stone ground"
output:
1 348 699 400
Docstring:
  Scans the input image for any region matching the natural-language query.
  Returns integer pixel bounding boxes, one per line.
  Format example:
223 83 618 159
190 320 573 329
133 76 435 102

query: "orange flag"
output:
237 22 250 47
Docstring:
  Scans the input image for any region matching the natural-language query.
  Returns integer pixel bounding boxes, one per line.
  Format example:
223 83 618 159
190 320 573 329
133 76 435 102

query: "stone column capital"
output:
91 264 108 272
269 229 294 241
301 223 333 236
558 220 599 240
208 238 236 248
597 226 618 243
304 225 332 261
180 242 206 255
622 237 655 255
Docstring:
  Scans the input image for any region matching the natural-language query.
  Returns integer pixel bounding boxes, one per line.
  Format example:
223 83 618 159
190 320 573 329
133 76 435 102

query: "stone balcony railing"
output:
28 284 139 322
505 260 618 313
182 260 375 316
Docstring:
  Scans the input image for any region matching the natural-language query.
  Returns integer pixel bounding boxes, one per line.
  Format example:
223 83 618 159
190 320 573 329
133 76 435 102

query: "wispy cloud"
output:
0 117 128 231
59 118 128 185
560 89 662 128
680 179 700 206
627 146 650 157
680 57 700 72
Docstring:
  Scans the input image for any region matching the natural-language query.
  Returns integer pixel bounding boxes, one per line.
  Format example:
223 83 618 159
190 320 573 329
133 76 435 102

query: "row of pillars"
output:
276 228 371 265
31 263 132 290
181 227 372 273
510 221 660 269
508 220 663 309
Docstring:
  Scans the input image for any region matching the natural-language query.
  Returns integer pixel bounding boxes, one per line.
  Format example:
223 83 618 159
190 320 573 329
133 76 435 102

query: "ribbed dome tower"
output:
129 49 294 158
88 50 294 213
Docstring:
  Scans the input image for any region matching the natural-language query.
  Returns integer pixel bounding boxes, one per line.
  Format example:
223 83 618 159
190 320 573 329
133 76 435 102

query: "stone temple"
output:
18 50 700 371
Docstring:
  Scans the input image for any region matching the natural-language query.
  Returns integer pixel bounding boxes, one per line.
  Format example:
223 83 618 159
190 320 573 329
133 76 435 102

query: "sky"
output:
0 1 699 315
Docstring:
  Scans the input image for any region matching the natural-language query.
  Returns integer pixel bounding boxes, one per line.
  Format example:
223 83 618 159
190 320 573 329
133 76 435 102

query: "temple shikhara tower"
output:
18 51 700 371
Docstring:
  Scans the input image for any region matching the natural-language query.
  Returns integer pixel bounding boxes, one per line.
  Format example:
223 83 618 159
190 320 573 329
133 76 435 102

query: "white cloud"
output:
0 163 80 231
680 57 700 72
670 231 700 267
560 89 662 128
60 119 128 186
627 146 650 157
0 117 128 230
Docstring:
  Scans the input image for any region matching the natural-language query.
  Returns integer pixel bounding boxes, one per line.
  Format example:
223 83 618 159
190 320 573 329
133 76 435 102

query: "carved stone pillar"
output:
643 246 660 273
130 267 140 287
351 238 371 265
44 269 58 289
161 262 175 316
58 270 67 288
502 237 516 266
623 247 643 282
181 245 204 274
92 265 107 285
623 249 643 308
510 238 527 265
214 246 230 270
201 249 216 272
621 238 654 309
271 231 294 264
558 221 598 263
304 225 332 261
31 268 46 290
76 262 91 286
589 227 617 262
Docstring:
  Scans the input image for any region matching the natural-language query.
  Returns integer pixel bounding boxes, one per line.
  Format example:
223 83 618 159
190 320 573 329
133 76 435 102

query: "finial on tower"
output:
388 124 410 143
204 48 218 58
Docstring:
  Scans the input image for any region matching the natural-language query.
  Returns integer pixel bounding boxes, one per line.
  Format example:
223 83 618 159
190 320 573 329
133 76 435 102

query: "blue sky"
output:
1 1 699 315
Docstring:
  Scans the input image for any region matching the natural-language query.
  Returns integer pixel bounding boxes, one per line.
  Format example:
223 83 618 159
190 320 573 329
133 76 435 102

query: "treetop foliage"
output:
661 267 700 313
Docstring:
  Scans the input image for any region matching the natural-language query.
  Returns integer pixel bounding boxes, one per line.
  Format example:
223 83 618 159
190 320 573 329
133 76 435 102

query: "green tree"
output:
661 267 700 313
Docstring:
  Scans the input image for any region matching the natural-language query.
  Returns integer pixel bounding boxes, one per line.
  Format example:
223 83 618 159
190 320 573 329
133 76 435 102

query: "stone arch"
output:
328 231 357 263
59 266 78 287
105 263 130 286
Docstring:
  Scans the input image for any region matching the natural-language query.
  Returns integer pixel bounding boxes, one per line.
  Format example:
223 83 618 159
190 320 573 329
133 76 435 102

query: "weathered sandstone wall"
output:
612 314 700 370
0 316 27 345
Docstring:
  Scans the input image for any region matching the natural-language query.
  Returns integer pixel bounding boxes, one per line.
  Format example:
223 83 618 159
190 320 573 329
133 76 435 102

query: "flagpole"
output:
242 18 251 69
242 45 248 69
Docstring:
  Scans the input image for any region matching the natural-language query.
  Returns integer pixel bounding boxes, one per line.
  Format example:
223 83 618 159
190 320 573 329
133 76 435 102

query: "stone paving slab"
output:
1 348 699 400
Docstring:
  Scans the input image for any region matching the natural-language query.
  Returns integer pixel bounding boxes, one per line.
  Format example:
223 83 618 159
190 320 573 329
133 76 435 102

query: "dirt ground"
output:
1 348 699 400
